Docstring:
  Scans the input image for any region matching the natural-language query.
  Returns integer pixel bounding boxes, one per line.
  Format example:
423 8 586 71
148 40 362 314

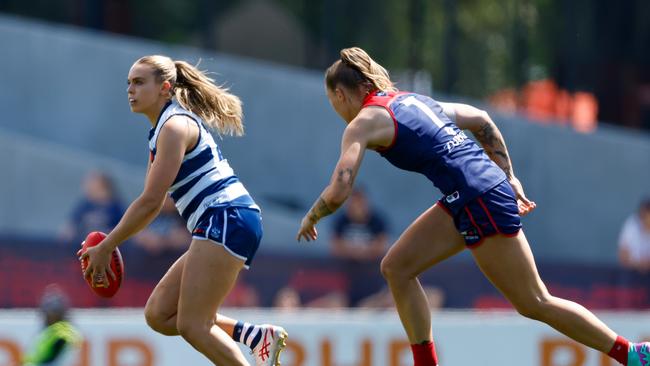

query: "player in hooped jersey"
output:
79 55 287 366
297 47 649 366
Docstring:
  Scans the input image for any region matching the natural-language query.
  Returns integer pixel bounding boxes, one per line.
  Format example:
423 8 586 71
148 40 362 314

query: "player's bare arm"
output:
473 119 513 178
297 117 372 241
441 102 514 179
80 116 190 282
442 102 535 215
101 116 189 249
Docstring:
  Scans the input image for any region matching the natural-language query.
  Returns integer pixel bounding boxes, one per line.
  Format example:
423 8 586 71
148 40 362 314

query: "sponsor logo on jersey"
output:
445 130 469 152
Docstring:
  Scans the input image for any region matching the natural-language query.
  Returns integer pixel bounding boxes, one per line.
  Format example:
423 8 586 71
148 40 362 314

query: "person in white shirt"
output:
618 198 650 273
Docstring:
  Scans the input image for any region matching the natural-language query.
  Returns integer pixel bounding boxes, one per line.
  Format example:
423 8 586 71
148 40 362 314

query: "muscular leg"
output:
144 253 186 336
175 239 250 365
144 253 240 338
380 204 465 343
471 231 617 352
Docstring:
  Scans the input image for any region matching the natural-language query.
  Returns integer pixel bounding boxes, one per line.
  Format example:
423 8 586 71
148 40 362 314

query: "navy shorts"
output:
191 206 263 268
438 180 522 247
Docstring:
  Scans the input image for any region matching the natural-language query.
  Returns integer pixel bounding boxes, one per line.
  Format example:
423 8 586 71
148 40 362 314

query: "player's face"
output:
326 87 346 121
127 63 168 115
326 85 360 123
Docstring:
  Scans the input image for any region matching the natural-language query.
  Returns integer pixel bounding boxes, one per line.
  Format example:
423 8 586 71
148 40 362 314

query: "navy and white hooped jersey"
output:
148 100 259 232
363 90 507 208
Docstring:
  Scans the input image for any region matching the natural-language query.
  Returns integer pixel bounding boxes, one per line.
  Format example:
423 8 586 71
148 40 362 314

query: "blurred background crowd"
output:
0 0 648 313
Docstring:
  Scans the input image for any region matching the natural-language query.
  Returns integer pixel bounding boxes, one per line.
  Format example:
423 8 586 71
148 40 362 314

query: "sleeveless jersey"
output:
148 100 259 232
363 91 506 207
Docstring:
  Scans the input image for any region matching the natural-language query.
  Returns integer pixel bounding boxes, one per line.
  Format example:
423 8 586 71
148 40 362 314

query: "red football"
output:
79 231 124 298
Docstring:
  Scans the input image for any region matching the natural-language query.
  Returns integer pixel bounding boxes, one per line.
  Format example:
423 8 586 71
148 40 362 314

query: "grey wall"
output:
0 128 144 233
1 15 649 263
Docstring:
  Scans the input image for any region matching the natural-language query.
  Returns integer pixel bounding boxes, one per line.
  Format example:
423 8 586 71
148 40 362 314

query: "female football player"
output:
80 55 287 366
297 46 649 366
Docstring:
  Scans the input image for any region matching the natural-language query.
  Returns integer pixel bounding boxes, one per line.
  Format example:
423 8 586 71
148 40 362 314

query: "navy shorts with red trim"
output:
191 206 263 268
438 180 522 247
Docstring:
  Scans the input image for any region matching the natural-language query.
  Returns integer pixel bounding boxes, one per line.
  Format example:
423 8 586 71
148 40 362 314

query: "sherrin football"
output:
79 231 124 298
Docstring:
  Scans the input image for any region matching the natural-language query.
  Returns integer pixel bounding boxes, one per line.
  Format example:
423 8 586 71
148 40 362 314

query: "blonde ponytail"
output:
325 47 397 92
135 55 243 136
173 61 243 136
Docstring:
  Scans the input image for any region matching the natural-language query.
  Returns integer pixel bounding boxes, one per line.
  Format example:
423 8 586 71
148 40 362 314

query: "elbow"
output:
459 107 494 135
137 194 165 213
479 110 494 126
326 189 350 211
467 110 496 135
326 195 346 211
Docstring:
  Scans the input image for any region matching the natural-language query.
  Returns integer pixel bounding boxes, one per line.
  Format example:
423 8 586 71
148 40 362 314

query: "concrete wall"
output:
1 14 649 263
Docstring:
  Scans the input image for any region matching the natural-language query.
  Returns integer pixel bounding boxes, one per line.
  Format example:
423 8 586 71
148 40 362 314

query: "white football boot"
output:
251 324 288 366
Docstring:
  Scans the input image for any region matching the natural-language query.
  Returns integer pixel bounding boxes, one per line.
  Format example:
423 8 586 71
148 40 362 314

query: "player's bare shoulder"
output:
359 105 393 125
352 106 395 149
163 114 193 131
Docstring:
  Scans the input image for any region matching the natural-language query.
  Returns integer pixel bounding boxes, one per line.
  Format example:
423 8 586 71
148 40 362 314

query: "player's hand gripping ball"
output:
78 231 124 298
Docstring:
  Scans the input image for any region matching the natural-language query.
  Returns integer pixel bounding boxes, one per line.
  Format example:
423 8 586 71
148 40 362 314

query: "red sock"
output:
607 335 629 365
411 341 438 366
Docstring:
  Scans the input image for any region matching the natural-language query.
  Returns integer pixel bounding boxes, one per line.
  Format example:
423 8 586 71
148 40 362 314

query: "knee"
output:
512 294 552 320
381 255 408 282
144 306 165 334
177 317 210 344
144 303 173 335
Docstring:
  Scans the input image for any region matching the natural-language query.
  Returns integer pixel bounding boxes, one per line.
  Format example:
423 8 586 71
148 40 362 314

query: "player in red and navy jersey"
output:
297 47 648 366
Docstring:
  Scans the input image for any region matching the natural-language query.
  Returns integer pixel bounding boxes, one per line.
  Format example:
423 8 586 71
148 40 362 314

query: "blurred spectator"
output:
22 284 82 366
304 292 348 308
132 195 189 255
221 273 261 308
330 187 389 306
59 171 123 245
358 285 445 310
522 78 559 122
125 195 189 280
571 92 598 133
618 197 650 273
488 79 598 133
273 286 302 310
285 269 349 308
487 88 518 115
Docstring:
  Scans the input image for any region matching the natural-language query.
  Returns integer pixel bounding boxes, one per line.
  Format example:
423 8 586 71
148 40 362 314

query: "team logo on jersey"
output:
445 191 460 203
